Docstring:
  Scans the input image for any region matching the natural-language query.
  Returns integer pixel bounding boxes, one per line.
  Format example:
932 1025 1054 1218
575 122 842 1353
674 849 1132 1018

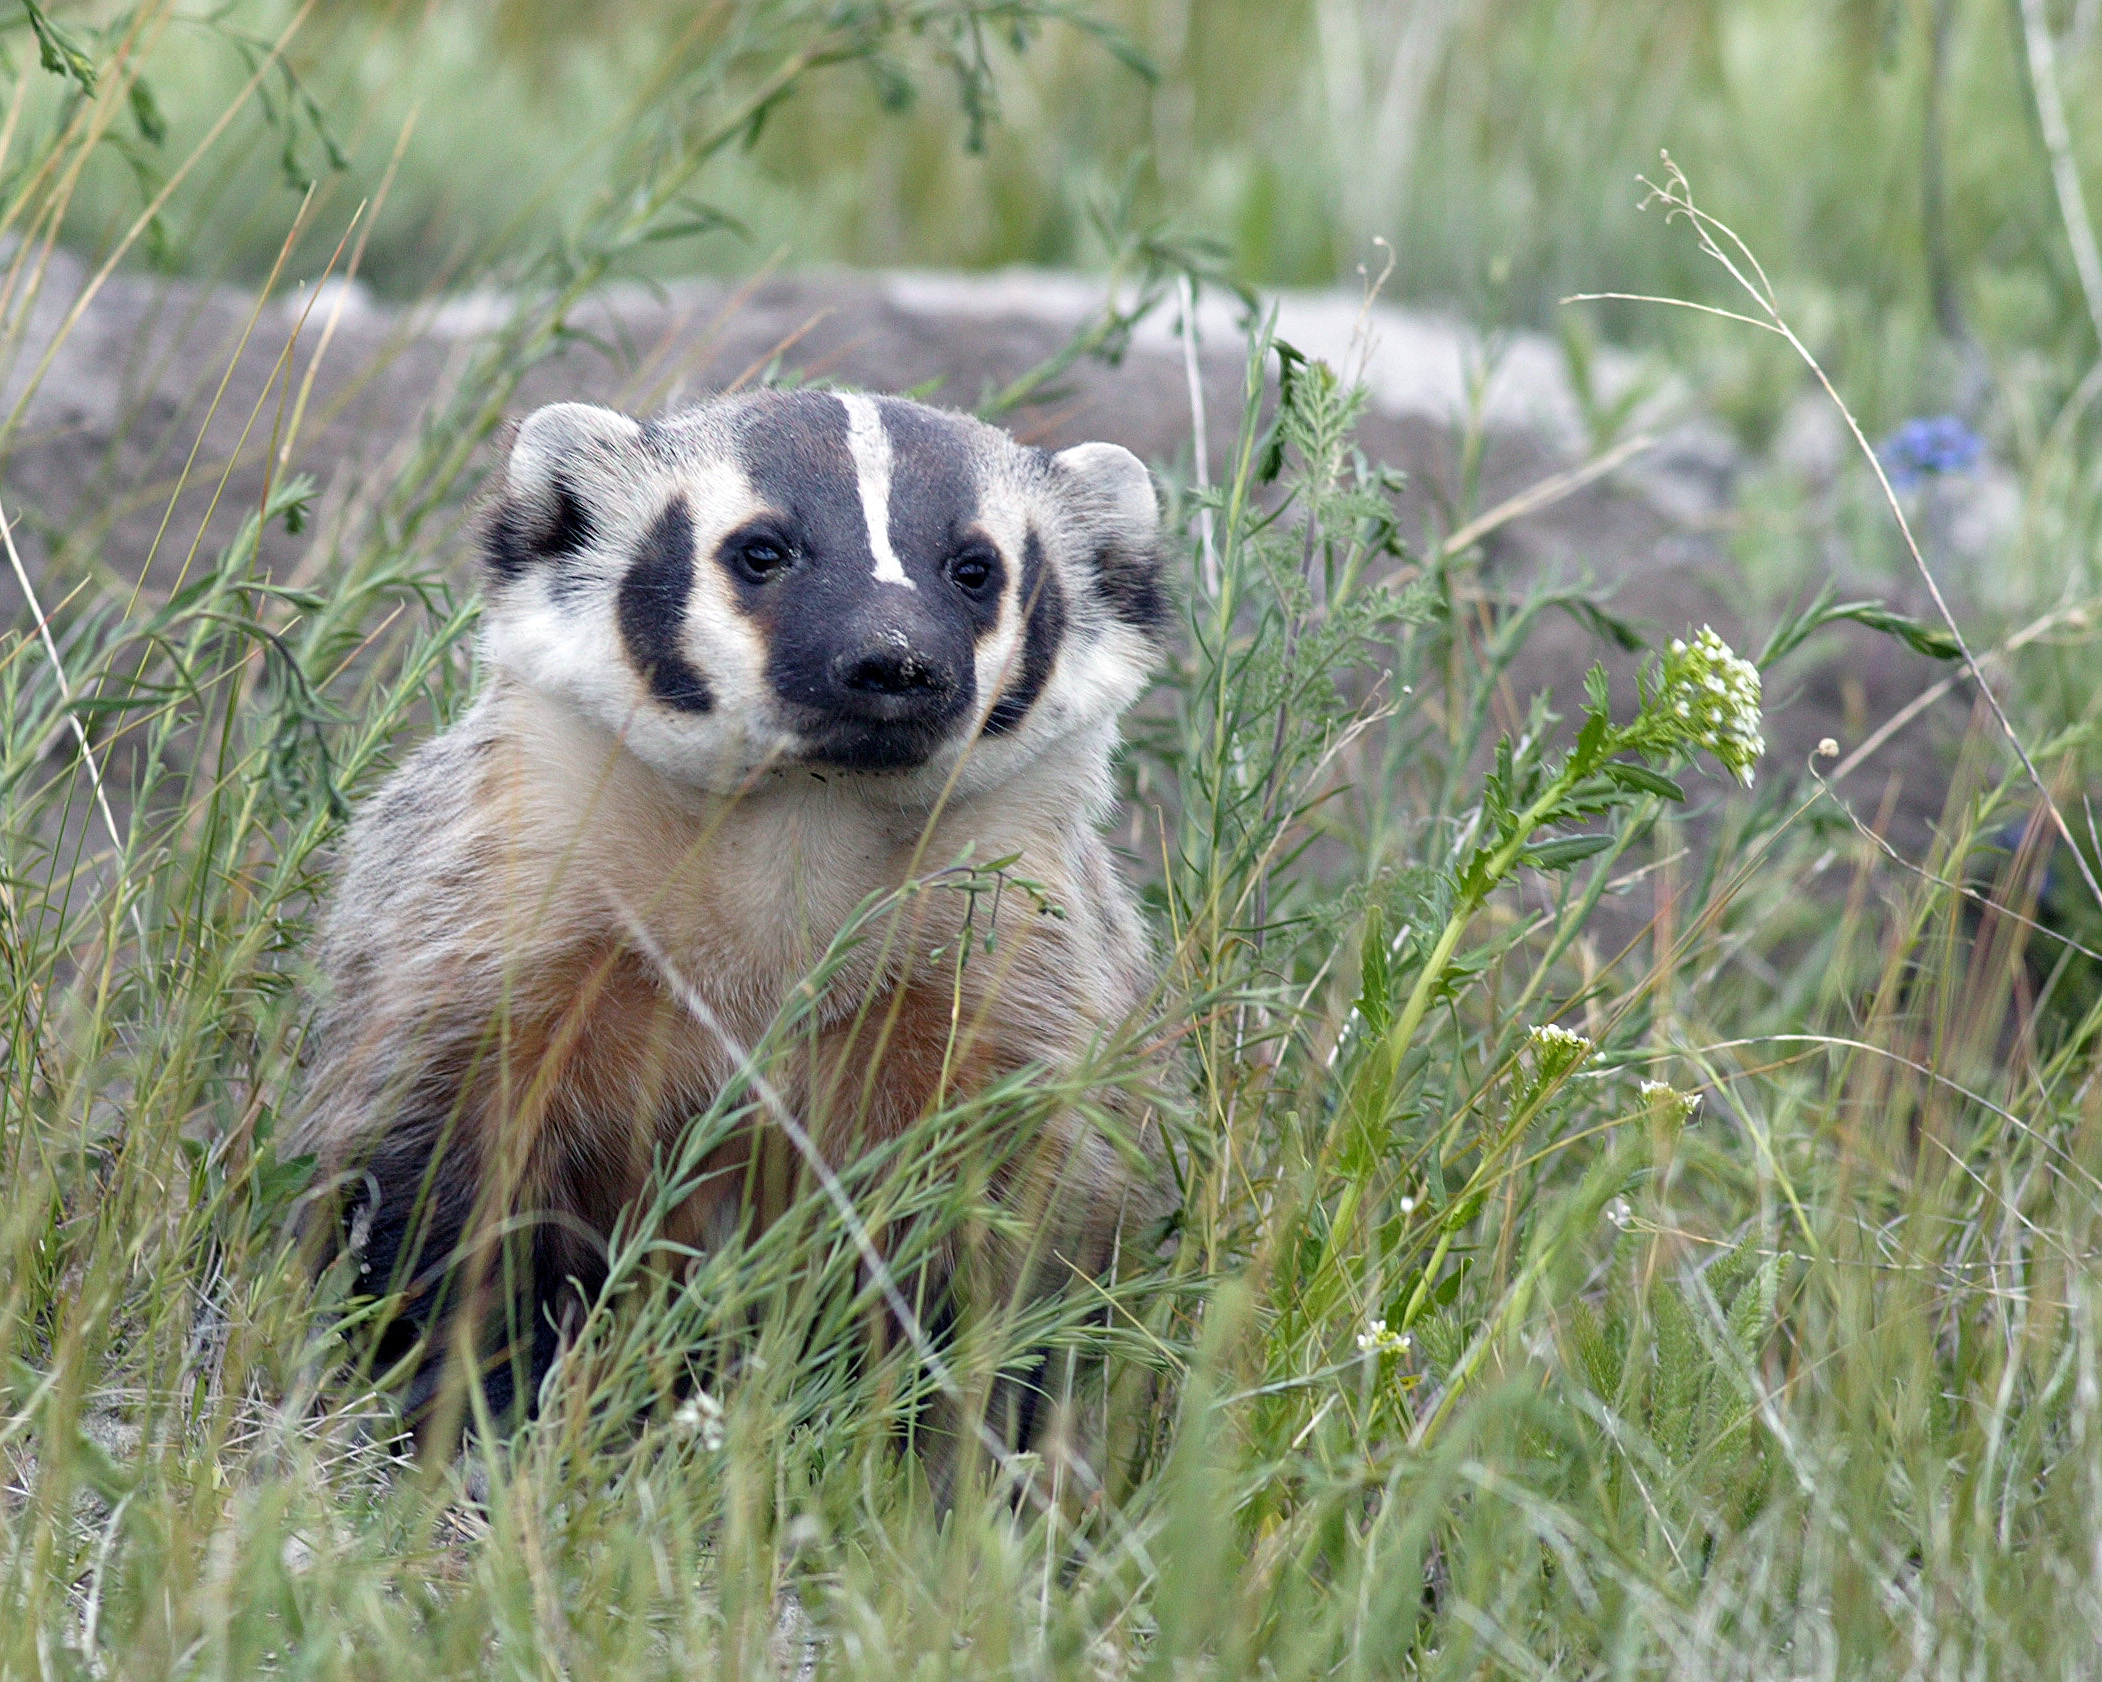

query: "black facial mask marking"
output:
726 393 990 769
617 498 715 714
983 527 1065 737
882 402 1003 644
484 474 598 583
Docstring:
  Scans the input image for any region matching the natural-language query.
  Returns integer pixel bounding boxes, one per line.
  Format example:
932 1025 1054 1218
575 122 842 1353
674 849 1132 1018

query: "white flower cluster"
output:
1527 1022 1594 1070
673 1388 726 1451
1661 626 1765 787
1638 1078 1701 1123
1356 1318 1411 1357
1520 1023 1594 1101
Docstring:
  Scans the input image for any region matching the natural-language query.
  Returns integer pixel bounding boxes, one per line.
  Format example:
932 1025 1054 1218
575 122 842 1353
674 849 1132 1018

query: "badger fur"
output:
293 389 1171 1450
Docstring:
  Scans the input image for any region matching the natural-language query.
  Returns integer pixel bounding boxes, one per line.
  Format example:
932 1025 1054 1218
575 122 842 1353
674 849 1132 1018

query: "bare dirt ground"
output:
0 251 1972 876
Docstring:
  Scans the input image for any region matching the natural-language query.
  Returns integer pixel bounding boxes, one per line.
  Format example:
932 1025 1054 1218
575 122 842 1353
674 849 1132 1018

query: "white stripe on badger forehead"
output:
837 393 916 590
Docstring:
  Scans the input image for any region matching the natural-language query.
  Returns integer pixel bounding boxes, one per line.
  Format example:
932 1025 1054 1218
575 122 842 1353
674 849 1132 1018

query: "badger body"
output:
295 390 1171 1436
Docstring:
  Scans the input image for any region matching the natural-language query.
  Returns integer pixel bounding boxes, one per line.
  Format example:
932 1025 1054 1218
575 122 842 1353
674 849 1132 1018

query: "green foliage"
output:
6 5 2102 1678
20 1 97 95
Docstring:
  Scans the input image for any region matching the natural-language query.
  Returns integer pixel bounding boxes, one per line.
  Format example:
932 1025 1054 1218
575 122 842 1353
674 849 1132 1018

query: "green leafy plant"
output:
5 6 2102 1678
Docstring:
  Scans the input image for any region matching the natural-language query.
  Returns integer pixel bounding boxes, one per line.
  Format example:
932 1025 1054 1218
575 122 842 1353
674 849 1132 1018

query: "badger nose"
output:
834 644 948 698
795 616 972 766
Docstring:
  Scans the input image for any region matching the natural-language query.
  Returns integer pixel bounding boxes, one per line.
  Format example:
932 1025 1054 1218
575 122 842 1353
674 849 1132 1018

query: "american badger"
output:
295 390 1171 1442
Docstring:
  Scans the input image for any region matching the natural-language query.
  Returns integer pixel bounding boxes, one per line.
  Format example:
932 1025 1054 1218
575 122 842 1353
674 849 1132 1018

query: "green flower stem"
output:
1397 1223 1458 1335
1379 757 1594 1088
1380 913 1472 1089
1395 1047 1584 1336
1321 754 1593 1327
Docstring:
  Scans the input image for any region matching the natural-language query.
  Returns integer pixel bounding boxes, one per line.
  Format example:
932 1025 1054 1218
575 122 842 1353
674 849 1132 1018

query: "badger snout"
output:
780 611 973 771
831 632 953 713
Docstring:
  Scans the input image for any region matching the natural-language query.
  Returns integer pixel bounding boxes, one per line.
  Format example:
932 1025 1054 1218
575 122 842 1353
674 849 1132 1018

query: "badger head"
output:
478 390 1168 802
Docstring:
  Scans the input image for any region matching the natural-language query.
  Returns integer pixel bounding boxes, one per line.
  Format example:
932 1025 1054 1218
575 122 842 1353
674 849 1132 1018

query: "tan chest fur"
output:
398 686 1140 1250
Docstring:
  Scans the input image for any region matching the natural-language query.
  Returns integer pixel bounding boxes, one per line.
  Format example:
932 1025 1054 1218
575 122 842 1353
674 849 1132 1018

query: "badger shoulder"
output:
321 697 501 943
295 698 503 1157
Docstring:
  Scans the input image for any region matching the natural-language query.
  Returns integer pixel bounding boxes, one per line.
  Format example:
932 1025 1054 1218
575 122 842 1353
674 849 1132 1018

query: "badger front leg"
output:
788 969 1140 1500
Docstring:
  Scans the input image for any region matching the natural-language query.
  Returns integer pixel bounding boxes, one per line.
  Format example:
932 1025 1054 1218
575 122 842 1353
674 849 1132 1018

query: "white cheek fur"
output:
968 511 1035 722
489 588 799 792
677 500 777 726
943 618 1154 800
485 463 813 793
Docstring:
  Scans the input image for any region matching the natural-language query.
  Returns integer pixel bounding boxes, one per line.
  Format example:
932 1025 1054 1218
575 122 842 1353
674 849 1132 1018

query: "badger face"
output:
477 390 1167 801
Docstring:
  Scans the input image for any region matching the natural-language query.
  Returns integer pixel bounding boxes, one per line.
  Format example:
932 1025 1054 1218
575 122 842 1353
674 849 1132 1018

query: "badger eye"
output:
729 532 793 583
947 546 998 593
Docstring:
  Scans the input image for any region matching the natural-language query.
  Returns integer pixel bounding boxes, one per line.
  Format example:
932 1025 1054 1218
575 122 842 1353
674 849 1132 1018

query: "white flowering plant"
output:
1371 626 1768 1090
1354 1318 1409 1358
1638 1078 1701 1126
1332 626 1778 1359
1525 1022 1595 1074
1654 628 1765 788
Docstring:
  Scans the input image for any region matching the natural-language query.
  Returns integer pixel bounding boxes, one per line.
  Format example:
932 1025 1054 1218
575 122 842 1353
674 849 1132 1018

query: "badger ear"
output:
484 403 642 582
1051 441 1168 637
1052 442 1157 535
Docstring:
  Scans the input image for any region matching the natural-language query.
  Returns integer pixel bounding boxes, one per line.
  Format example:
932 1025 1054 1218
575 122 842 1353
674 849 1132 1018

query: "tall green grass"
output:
7 3 2102 1677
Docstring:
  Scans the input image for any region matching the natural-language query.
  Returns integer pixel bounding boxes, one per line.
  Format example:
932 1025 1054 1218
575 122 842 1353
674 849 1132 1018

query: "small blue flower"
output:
1878 414 1984 490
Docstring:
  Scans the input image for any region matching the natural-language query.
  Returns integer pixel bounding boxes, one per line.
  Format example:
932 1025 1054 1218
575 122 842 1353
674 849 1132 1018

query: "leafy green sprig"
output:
1377 625 1766 1087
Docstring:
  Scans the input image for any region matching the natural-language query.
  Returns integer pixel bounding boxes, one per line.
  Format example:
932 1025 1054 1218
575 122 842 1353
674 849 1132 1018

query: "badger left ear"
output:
484 402 642 583
1051 442 1168 636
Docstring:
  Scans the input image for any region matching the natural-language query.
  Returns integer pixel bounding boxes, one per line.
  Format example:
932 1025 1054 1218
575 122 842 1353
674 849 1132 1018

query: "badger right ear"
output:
1050 440 1168 639
484 403 642 582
